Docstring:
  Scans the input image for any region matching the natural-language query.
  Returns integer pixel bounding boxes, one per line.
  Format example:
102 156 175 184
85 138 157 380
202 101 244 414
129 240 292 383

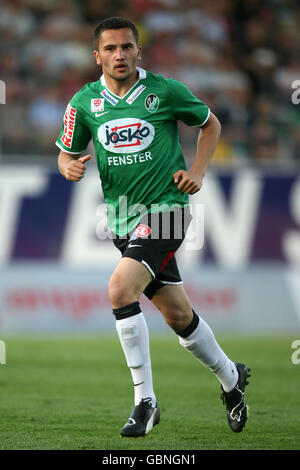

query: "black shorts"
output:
112 207 192 299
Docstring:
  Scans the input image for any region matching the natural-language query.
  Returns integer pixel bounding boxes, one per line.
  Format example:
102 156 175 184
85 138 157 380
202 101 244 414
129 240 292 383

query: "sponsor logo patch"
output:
101 89 118 106
98 118 155 153
145 94 159 113
126 85 146 104
91 98 104 113
61 103 77 148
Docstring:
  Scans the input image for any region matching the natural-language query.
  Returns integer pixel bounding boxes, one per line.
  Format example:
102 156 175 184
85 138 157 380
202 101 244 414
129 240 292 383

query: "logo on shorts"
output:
145 94 159 113
98 118 155 153
130 224 151 240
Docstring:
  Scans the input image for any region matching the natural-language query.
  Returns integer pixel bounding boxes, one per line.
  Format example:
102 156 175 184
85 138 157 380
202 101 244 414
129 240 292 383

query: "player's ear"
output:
137 46 142 62
93 50 101 66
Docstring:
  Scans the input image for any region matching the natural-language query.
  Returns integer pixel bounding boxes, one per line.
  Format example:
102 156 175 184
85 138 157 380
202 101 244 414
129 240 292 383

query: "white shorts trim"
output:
159 280 183 285
141 260 155 279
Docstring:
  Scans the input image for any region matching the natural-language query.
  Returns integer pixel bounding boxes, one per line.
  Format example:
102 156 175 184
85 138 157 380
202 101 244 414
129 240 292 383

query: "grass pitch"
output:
0 334 299 450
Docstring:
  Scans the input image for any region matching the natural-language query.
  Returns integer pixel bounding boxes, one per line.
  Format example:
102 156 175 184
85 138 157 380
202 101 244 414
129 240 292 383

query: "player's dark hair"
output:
94 17 139 49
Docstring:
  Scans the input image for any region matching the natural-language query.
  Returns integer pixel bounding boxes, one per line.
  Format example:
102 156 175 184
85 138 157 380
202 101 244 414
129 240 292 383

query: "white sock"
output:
116 312 156 406
179 315 238 392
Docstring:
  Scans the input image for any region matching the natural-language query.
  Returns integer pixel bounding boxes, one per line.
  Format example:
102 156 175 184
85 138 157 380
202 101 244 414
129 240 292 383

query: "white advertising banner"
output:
0 264 299 334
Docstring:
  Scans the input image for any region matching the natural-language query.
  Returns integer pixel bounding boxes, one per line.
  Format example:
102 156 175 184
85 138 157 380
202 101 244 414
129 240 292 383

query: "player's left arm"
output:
173 112 221 194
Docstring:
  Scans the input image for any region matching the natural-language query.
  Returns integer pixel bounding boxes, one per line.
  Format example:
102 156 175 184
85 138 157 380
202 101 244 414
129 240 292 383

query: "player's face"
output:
94 28 141 83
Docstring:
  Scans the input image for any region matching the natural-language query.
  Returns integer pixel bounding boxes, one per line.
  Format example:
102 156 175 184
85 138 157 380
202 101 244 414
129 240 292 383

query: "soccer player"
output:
56 17 250 437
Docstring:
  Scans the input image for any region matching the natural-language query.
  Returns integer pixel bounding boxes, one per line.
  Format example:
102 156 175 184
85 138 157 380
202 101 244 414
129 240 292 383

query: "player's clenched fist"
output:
173 169 203 195
64 154 91 181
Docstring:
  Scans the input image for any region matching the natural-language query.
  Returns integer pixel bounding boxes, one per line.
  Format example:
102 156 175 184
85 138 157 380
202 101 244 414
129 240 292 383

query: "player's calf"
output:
113 301 158 437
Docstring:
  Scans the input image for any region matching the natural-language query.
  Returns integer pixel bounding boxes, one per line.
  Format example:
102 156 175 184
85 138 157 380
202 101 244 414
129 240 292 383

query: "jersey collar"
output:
100 67 146 100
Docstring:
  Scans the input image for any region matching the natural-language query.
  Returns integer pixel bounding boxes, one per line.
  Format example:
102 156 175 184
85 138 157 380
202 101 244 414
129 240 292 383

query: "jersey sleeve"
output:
55 101 91 154
168 79 210 127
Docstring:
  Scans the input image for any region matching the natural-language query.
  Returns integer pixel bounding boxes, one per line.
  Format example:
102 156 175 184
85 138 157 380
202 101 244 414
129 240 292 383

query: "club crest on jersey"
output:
145 94 159 113
91 98 104 113
130 224 151 240
98 118 155 154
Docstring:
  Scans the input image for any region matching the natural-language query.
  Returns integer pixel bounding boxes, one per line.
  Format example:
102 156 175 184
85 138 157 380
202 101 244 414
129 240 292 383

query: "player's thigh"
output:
109 256 153 307
151 283 193 326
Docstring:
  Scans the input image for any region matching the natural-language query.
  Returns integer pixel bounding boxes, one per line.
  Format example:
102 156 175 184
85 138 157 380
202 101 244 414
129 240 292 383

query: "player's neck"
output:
103 70 139 98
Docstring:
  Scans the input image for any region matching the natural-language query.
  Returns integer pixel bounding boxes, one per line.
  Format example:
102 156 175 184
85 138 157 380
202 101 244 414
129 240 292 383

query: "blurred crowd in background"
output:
0 0 300 167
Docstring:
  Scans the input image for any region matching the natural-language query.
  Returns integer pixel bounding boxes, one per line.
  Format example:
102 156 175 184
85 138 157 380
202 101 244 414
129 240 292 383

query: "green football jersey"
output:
56 67 210 236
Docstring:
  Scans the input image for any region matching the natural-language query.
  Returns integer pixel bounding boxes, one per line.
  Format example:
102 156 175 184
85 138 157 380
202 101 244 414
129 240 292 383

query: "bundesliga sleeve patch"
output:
61 103 77 148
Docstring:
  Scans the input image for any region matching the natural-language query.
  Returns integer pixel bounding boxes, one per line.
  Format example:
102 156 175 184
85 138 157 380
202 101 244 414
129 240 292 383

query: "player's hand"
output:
64 154 91 181
173 169 203 195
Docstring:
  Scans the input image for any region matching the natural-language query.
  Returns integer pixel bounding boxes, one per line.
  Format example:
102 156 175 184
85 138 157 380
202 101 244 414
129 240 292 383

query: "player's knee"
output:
108 281 136 309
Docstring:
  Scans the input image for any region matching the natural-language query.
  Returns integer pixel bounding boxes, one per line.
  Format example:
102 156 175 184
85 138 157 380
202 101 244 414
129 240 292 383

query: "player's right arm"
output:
58 151 91 181
56 100 92 181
